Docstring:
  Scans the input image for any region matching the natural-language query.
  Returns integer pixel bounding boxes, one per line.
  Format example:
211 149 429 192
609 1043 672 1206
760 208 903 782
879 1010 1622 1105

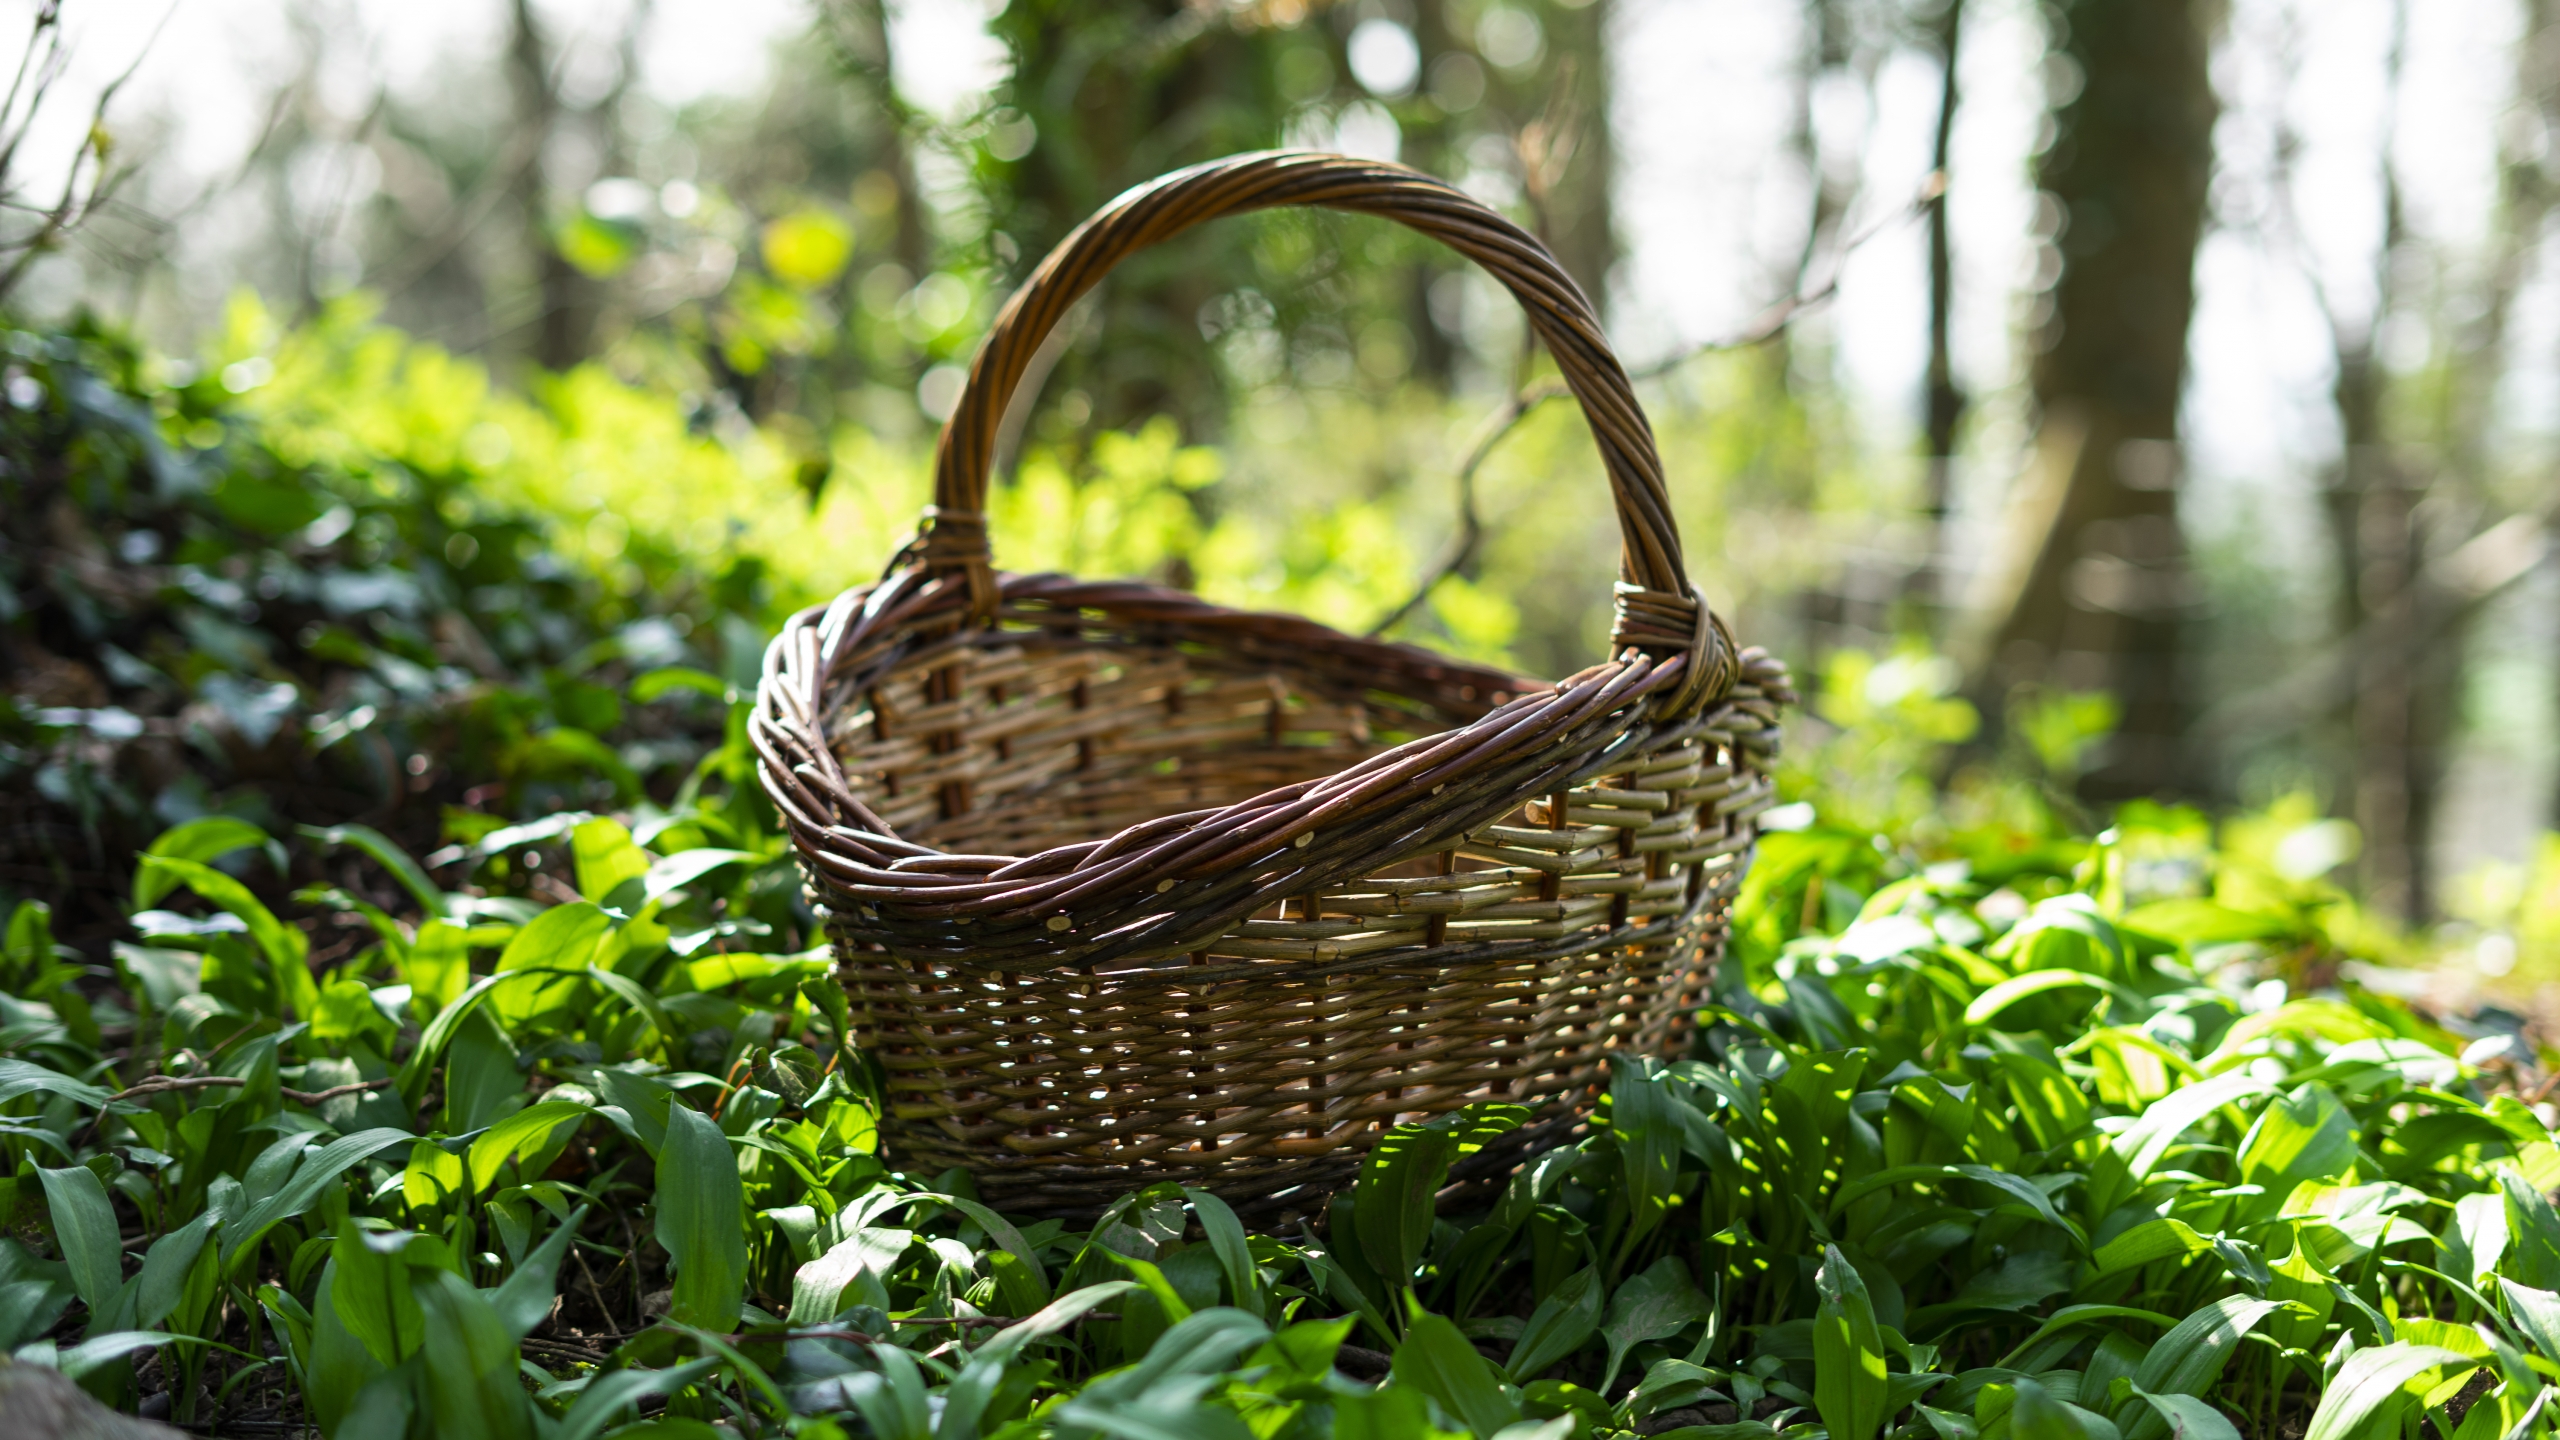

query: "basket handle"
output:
913 150 1734 712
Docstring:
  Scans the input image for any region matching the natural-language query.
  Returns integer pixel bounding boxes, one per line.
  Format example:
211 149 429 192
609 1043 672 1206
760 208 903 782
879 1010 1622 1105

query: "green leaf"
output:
1612 1057 1682 1249
0 1057 113 1109
553 1358 723 1440
136 817 283 905
940 1282 1141 1440
222 1129 414 1266
2301 1344 2477 1440
2503 1168 2560 1292
51 1330 177 1381
37 1164 124 1313
413 1266 536 1440
641 848 758 906
1815 1243 1893 1440
131 1210 217 1330
2083 1218 2214 1283
300 822 442 915
1354 1103 1529 1290
2129 1295 2288 1409
306 1257 390 1433
330 1223 427 1367
2127 1388 2243 1440
1964 969 2140 1027
631 667 729 703
569 818 652 904
2501 1278 2560 1370
653 1099 746 1332
1395 1306 1523 1438
490 1207 582 1341
2011 1376 2119 1440
466 1100 589 1193
1183 1186 1262 1316
1598 1254 1710 1394
136 855 313 1015
2237 1084 2358 1206
788 1224 913 1323
1508 1265 1603 1382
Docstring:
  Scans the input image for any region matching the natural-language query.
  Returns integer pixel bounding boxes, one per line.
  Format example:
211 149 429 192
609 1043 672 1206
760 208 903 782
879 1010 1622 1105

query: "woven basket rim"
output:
752 568 1767 969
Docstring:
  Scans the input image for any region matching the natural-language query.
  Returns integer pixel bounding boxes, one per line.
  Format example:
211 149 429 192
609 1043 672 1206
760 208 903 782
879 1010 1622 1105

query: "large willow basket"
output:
753 152 1792 1218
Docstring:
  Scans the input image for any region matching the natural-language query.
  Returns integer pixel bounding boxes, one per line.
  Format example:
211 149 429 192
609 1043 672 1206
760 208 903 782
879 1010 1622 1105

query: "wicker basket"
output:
752 151 1791 1218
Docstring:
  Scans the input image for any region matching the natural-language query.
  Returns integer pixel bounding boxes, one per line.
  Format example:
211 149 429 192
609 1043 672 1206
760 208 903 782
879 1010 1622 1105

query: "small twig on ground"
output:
1366 171 1946 640
104 1074 396 1105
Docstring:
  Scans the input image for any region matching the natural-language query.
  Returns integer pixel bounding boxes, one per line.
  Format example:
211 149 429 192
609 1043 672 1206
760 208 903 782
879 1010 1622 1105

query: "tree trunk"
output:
1980 0 2217 801
1538 0 1616 309
1921 0 1965 538
506 0 599 370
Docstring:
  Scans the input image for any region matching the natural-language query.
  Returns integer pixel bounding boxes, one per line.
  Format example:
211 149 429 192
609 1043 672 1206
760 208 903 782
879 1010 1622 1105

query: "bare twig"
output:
106 1075 244 1102
0 0 178 301
284 1077 397 1106
1366 173 1945 640
104 1074 398 1106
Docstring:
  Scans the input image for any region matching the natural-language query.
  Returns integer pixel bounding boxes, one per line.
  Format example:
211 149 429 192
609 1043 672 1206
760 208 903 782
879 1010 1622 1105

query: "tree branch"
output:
1366 172 1945 640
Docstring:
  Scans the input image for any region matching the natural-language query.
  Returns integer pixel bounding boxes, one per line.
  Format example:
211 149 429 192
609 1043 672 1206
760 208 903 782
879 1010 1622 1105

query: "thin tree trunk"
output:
1921 0 1964 531
1978 0 2218 801
506 0 597 370
829 0 932 278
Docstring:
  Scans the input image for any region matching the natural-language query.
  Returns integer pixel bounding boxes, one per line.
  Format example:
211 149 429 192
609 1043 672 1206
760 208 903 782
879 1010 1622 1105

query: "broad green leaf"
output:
330 1224 427 1366
2084 1218 2214 1283
301 822 442 914
1396 1307 1522 1438
653 1099 746 1332
2127 1388 2243 1440
2011 1376 2119 1440
222 1129 415 1266
2502 1278 2560 1369
2301 1345 2477 1440
1599 1254 1711 1394
401 921 472 1018
2122 1296 2288 1440
401 1139 465 1212
1183 1185 1262 1316
131 1211 217 1330
1353 1103 1528 1289
641 847 758 905
1508 1265 1603 1382
50 1330 177 1381
413 1266 536 1440
2237 1084 2358 1211
0 1057 114 1109
134 855 305 971
1964 969 2139 1026
136 817 282 904
1815 1243 1893 1440
306 1258 389 1434
2448 1190 2511 1289
788 1225 913 1323
939 1281 1141 1440
570 818 652 903
466 1100 589 1193
844 1342 935 1440
552 1358 722 1440
2503 1168 2560 1292
1612 1057 1682 1249
490 1206 583 1340
37 1164 124 1313
1996 1305 2181 1368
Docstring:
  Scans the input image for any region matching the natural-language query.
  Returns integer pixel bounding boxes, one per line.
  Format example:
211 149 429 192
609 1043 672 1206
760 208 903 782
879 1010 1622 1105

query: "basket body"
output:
752 152 1793 1218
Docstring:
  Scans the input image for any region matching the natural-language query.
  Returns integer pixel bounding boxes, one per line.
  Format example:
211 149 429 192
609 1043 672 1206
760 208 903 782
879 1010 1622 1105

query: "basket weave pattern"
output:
753 153 1793 1216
